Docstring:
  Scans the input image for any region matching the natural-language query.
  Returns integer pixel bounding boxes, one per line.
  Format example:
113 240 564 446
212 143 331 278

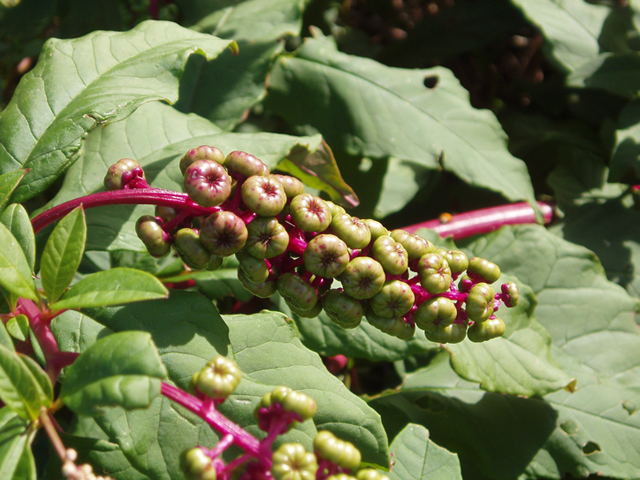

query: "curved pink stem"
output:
403 202 554 239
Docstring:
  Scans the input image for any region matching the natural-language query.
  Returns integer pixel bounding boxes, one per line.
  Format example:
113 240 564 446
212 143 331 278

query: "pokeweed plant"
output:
1 1 640 480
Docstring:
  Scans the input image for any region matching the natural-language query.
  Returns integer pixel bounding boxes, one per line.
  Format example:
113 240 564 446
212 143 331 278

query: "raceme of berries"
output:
106 145 518 344
169 356 373 480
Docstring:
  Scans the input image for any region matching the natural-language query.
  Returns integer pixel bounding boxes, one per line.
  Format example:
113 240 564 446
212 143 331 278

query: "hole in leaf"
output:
424 76 439 89
559 420 578 435
414 394 446 413
581 441 602 455
623 400 637 415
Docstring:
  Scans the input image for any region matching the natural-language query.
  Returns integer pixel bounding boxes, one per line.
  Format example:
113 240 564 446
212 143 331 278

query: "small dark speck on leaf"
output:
581 441 601 455
424 76 438 89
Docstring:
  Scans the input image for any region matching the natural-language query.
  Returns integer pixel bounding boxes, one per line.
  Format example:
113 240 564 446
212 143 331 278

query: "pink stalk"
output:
160 383 267 465
17 299 79 382
403 202 554 239
31 189 215 234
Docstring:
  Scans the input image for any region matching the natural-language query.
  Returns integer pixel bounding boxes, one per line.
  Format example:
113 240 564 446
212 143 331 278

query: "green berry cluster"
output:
106 146 519 344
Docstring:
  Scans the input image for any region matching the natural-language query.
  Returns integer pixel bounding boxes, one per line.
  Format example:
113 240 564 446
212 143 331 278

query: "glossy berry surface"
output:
179 145 225 175
190 356 241 400
303 234 350 278
271 443 317 480
200 211 248 256
183 160 232 208
339 257 386 300
241 175 287 217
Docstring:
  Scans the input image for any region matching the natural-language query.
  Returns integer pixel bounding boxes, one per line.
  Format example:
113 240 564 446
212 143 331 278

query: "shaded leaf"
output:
611 99 640 183
0 322 13 352
40 206 86 304
0 407 35 480
60 331 167 416
6 315 28 342
0 222 37 301
388 423 462 480
568 52 640 98
0 205 35 273
0 20 237 202
266 34 536 211
50 267 168 311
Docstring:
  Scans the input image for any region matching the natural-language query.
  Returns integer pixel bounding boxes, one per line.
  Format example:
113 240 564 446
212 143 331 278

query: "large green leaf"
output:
0 222 37 302
388 423 462 480
567 52 640 98
0 204 35 272
509 0 611 72
442 275 574 397
50 267 168 311
266 34 535 214
0 407 36 480
0 170 26 212
0 20 237 202
60 331 167 416
224 311 390 469
40 206 86 304
0 344 50 421
611 99 640 183
42 101 329 252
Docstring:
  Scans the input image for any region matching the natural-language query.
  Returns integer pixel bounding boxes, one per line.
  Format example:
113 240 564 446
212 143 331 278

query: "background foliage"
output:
2 0 640 479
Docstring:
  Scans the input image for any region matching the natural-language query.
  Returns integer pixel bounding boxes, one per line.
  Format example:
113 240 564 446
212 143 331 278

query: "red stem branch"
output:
403 201 554 239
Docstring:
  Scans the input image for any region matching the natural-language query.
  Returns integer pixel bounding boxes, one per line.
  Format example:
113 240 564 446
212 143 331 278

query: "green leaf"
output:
6 315 28 342
509 0 611 72
0 20 237 202
388 423 462 480
0 170 26 212
40 206 86 304
40 101 327 252
444 275 574 397
50 267 168 311
0 222 37 301
611 99 640 183
18 355 52 408
0 321 14 352
0 407 36 480
0 205 35 273
224 311 391 469
59 331 167 416
266 34 536 212
0 344 49 420
568 52 640 98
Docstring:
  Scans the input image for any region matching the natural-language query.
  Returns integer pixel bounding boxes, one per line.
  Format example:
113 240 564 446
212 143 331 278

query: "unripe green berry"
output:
241 175 287 216
290 300 324 318
290 194 332 232
468 317 506 342
327 475 357 480
417 253 452 294
104 158 143 191
468 257 501 283
413 297 457 332
245 216 289 259
339 257 386 300
181 447 216 480
331 213 371 249
174 228 212 270
200 211 248 256
314 430 361 471
425 322 467 344
225 151 269 178
184 160 232 208
325 200 346 217
502 282 519 307
180 145 225 175
322 289 363 328
190 356 241 399
207 255 224 271
272 174 305 199
154 205 178 224
370 280 415 319
390 230 434 259
236 249 269 283
357 468 390 480
366 310 414 339
272 443 318 480
372 236 409 275
466 283 495 322
442 250 469 274
363 219 388 240
271 386 317 421
135 215 170 257
303 234 350 278
277 273 318 312
237 269 277 298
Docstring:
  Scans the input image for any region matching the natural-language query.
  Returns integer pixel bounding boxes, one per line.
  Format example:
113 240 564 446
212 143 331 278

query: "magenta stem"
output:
31 189 215 234
208 433 235 459
403 201 554 239
160 383 267 465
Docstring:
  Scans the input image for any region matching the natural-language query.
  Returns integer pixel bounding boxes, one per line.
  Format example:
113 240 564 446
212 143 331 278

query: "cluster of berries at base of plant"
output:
180 355 389 480
104 146 519 344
